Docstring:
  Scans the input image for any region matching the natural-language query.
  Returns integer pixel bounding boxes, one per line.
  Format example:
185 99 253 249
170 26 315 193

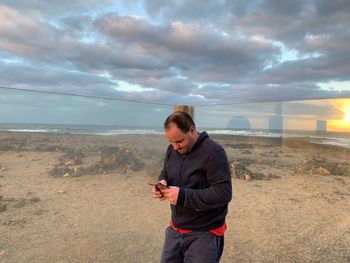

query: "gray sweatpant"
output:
160 226 224 263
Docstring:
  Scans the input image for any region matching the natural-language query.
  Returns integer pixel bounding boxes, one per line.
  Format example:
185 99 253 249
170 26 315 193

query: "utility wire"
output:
1 86 349 107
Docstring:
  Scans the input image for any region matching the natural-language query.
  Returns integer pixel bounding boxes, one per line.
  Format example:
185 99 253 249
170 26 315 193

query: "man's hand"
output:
152 180 167 201
161 186 179 206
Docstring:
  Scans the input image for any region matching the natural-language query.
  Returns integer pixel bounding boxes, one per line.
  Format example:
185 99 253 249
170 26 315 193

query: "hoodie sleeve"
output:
158 145 171 182
177 147 232 211
158 161 167 182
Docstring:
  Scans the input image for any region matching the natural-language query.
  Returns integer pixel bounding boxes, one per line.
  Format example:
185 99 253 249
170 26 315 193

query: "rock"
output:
29 197 41 203
252 172 267 180
59 152 84 166
101 152 118 166
49 146 144 177
319 167 330 175
231 160 252 180
56 189 65 194
14 199 26 208
3 220 12 225
49 165 73 177
2 197 16 202
268 173 281 179
295 157 349 176
138 147 164 160
72 167 84 177
125 165 134 174
0 144 14 151
270 152 278 158
230 160 280 181
34 144 68 152
0 195 3 201
64 160 77 166
0 204 7 212
34 209 48 216
245 174 252 181
97 146 144 172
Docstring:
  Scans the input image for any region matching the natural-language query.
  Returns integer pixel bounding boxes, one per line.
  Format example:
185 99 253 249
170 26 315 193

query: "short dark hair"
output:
164 111 196 133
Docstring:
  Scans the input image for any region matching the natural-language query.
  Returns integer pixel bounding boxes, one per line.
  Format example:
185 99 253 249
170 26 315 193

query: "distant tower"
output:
275 102 282 115
269 103 283 132
316 120 327 134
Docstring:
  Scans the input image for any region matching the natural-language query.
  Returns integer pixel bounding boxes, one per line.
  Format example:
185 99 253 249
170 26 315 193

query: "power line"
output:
1 86 349 107
0 86 173 106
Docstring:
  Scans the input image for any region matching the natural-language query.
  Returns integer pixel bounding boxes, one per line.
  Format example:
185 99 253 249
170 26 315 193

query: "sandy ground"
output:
0 132 349 263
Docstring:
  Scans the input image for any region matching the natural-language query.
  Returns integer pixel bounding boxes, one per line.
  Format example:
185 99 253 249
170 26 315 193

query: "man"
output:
152 111 232 263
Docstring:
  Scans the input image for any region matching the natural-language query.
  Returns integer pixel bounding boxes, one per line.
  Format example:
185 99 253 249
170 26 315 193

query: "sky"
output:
1 0 350 106
1 85 350 132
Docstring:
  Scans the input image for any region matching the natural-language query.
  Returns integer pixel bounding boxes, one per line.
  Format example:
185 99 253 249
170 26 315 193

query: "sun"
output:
328 99 350 132
344 112 350 123
342 106 350 123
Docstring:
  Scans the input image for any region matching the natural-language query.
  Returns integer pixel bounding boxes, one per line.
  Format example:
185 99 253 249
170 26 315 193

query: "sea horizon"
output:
1 122 350 149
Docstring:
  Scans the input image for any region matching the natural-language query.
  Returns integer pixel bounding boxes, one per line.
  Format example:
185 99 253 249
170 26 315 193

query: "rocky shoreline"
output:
0 131 349 262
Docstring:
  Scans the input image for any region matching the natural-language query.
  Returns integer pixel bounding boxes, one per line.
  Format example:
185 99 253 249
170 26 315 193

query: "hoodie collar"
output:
186 131 208 155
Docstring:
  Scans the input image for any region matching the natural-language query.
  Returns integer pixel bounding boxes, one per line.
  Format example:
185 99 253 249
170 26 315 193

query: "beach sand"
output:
0 131 349 262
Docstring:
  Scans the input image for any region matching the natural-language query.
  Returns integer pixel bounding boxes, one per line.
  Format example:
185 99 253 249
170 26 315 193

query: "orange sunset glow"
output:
328 99 350 132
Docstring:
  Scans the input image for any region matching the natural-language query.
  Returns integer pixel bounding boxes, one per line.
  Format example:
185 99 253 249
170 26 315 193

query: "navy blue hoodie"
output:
159 132 232 231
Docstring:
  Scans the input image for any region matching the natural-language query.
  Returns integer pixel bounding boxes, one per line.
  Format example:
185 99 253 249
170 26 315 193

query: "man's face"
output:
165 123 197 155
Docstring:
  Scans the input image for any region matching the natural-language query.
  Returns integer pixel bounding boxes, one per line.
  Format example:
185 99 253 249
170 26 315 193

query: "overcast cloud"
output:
1 0 350 105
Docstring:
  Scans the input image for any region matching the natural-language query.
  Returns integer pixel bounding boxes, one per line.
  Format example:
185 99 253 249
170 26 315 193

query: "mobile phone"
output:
148 182 170 190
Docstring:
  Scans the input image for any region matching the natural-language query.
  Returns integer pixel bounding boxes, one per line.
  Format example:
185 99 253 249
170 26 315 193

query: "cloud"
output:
253 54 350 85
0 0 115 15
193 83 350 104
0 6 56 57
0 62 114 91
96 14 278 82
0 0 350 107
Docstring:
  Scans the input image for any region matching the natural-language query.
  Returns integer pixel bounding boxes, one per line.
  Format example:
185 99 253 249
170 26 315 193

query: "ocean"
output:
0 123 163 136
0 123 350 149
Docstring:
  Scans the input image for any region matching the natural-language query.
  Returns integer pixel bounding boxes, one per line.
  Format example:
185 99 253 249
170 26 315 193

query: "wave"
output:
312 138 350 149
207 129 282 138
1 125 349 149
2 128 60 133
94 129 163 136
0 124 163 136
207 129 350 149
